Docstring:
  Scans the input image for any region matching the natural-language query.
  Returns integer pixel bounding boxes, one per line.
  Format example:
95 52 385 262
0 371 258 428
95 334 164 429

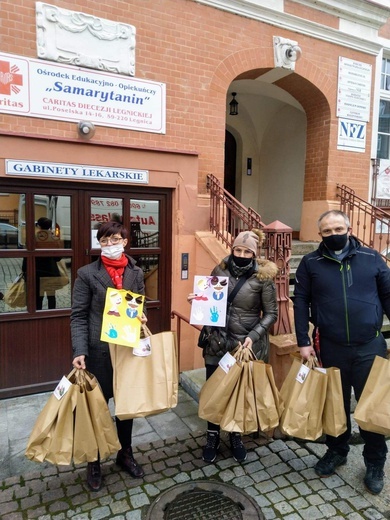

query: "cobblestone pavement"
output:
1 373 390 519
1 432 390 520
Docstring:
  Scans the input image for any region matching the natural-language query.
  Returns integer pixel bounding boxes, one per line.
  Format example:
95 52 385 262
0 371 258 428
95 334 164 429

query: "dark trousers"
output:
115 417 133 451
206 364 220 432
320 334 388 465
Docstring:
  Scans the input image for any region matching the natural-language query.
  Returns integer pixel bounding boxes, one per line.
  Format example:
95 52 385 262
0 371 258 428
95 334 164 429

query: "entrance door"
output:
0 180 172 398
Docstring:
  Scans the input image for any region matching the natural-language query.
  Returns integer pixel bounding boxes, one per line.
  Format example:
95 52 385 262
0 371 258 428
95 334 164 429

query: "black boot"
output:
364 462 385 494
116 447 145 478
202 430 220 463
87 461 102 491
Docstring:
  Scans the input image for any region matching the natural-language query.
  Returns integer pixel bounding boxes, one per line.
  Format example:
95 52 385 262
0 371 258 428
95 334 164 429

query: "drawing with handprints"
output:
190 275 228 326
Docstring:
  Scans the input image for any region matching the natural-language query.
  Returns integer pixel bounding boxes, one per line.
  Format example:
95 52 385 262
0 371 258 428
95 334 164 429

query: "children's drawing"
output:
211 276 228 301
125 293 144 318
107 291 122 317
193 278 210 301
190 275 228 326
101 288 145 347
105 323 118 339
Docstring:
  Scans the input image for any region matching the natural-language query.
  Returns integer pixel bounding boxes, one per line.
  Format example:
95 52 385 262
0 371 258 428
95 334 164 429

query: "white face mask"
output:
101 244 124 259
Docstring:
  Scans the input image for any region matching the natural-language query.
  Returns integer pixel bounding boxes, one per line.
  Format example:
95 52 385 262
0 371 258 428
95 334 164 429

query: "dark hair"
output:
96 221 128 240
36 217 52 230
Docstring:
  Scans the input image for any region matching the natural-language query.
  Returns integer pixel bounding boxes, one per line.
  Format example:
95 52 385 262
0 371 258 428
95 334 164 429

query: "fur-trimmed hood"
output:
219 255 279 281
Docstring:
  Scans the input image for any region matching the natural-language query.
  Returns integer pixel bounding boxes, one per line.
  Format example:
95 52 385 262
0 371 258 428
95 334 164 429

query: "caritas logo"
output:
0 60 23 95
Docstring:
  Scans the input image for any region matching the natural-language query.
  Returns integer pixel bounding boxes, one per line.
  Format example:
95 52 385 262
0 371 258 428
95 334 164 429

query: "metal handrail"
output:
337 184 390 264
206 173 292 335
171 310 202 368
207 174 266 249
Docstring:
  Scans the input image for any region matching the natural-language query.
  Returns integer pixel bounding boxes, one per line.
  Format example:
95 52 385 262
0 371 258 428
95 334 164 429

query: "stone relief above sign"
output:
36 2 136 76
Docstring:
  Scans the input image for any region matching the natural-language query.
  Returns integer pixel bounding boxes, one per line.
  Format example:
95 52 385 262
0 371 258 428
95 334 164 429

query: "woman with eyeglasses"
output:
71 220 146 492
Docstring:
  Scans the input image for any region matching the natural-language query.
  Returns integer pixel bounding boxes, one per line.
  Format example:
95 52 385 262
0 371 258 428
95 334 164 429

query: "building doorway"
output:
0 179 172 398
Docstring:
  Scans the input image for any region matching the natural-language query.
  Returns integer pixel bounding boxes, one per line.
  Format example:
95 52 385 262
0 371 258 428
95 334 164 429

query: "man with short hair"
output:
293 210 390 494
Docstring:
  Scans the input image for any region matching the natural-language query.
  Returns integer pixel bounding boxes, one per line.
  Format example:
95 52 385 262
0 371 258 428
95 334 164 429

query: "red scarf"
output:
101 254 128 289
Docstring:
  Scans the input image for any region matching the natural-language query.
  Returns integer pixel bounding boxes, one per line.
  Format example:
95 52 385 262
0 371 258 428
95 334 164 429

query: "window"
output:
381 57 390 92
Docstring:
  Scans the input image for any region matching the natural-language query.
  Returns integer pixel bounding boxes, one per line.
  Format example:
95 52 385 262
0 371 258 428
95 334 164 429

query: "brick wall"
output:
0 0 385 202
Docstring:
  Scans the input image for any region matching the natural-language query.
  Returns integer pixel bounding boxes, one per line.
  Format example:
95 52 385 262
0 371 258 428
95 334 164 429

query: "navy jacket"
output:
293 237 390 347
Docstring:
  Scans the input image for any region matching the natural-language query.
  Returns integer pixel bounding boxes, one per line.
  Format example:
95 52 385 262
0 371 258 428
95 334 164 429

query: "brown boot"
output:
87 461 102 491
116 447 145 478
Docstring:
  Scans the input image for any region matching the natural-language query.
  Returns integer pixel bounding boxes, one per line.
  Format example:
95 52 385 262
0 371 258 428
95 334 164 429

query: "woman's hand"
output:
187 293 197 304
73 355 86 370
242 337 253 349
140 312 148 324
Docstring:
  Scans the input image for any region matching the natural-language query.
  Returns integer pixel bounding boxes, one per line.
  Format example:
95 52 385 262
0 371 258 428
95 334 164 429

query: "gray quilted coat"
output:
203 256 278 365
70 255 145 401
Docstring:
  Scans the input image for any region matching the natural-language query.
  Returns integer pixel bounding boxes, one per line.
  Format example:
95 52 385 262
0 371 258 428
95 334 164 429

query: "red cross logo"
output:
0 60 23 95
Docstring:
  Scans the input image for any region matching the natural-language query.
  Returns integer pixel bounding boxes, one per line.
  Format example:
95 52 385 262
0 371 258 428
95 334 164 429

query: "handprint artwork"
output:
190 275 228 326
210 306 219 322
100 287 144 347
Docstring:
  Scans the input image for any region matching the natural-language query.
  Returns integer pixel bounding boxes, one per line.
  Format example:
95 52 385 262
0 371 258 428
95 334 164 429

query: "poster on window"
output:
189 275 229 326
376 160 390 200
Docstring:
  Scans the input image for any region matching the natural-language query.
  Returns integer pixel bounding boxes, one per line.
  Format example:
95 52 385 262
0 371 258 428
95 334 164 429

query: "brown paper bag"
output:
110 329 179 419
252 360 284 432
279 354 327 440
322 367 347 437
219 361 258 433
83 371 121 460
25 369 77 464
4 273 26 308
198 361 243 425
41 383 77 465
72 375 99 464
354 356 390 435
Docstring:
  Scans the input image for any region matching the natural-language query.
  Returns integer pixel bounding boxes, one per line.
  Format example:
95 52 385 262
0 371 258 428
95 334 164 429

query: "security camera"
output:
273 36 302 70
77 121 96 139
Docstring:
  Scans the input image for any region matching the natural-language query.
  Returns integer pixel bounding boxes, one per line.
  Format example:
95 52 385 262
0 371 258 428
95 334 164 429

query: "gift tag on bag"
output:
133 336 152 357
218 352 236 374
53 375 72 400
296 363 310 384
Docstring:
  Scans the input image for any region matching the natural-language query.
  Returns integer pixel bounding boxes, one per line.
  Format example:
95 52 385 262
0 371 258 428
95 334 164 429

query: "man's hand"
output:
299 345 316 361
73 355 86 370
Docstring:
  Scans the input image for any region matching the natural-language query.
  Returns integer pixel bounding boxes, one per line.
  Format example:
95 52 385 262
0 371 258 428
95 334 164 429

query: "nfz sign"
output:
337 118 366 153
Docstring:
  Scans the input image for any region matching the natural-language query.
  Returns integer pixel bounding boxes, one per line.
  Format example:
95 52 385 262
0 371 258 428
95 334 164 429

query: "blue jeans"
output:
320 334 388 465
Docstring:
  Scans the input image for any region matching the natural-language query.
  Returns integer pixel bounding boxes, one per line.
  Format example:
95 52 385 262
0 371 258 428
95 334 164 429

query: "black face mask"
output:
232 256 253 267
322 233 349 251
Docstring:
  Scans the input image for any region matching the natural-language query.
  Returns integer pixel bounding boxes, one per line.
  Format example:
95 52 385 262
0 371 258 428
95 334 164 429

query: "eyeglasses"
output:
99 236 123 246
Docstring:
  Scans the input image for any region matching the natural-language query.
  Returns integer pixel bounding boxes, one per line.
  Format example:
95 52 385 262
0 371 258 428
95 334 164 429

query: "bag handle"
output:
232 343 257 363
141 323 153 338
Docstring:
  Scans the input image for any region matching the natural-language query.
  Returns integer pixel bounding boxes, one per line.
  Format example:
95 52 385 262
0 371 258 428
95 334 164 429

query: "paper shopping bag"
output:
4 273 26 308
198 351 243 425
110 329 178 419
322 367 347 437
25 369 77 464
82 371 121 460
72 372 99 464
219 359 258 433
354 356 390 435
252 360 284 432
279 354 327 441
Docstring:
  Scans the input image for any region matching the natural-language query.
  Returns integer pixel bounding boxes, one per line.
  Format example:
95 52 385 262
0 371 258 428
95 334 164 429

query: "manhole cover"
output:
145 480 264 520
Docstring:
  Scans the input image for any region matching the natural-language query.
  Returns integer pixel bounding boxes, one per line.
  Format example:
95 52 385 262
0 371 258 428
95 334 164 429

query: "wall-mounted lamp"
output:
273 36 302 70
77 121 96 139
229 92 239 116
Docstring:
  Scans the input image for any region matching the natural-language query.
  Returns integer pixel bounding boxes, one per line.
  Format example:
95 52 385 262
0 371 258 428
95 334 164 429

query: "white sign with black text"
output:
0 51 166 133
